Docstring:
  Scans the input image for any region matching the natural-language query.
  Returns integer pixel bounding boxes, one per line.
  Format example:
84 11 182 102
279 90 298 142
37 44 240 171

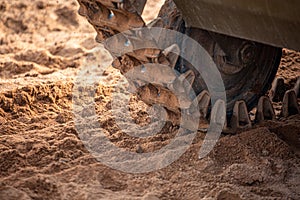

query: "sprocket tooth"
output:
162 44 180 69
230 100 252 131
173 69 195 95
125 63 177 86
105 32 160 62
137 84 191 113
105 33 134 56
121 34 161 62
80 0 145 36
129 49 160 62
269 77 286 102
190 90 210 118
293 76 300 97
209 99 226 129
179 90 211 131
255 96 275 124
281 90 300 117
199 99 226 159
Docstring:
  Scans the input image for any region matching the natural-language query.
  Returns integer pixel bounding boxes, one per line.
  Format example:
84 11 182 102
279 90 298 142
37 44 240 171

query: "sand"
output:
0 0 299 199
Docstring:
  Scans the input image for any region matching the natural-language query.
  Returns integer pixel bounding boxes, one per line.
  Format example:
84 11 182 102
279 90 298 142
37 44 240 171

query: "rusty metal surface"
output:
173 0 300 50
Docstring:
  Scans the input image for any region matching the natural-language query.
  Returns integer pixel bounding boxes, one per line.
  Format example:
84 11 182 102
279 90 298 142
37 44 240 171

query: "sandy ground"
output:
0 0 300 199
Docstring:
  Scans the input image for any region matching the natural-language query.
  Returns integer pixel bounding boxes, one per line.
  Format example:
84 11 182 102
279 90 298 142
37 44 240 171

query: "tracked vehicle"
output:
77 0 300 131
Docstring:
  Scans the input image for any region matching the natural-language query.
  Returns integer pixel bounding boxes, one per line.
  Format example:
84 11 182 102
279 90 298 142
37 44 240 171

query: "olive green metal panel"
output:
173 0 300 50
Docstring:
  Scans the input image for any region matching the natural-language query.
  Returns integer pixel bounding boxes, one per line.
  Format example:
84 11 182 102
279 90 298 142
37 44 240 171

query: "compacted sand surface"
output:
0 0 299 199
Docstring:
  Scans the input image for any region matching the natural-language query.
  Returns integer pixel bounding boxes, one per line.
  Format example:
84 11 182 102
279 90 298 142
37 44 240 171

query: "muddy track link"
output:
77 0 299 132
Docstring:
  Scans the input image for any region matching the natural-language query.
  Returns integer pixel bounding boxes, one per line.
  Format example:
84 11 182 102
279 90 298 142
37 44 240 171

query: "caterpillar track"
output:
77 0 300 132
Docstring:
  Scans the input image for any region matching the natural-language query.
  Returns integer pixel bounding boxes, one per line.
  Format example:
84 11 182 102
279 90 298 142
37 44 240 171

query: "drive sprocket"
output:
77 0 283 131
